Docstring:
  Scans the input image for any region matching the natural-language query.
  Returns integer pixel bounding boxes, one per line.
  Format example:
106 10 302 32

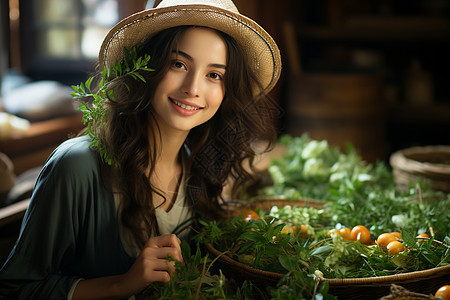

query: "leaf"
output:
238 231 266 243
180 240 191 261
310 245 332 258
194 244 202 265
85 77 93 92
237 242 255 254
131 72 146 83
317 280 330 295
107 89 117 100
279 254 298 271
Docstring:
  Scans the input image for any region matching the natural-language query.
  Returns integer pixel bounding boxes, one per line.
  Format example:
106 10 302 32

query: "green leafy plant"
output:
198 203 449 280
71 47 154 166
136 240 268 299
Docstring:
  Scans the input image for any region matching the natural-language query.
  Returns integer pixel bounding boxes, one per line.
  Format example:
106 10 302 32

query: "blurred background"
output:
0 0 450 254
2 0 450 169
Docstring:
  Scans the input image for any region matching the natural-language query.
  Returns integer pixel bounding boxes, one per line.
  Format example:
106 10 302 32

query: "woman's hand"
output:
123 234 183 294
73 234 183 299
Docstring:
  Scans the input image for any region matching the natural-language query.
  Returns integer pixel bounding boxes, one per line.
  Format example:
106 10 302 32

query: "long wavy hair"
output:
97 26 279 248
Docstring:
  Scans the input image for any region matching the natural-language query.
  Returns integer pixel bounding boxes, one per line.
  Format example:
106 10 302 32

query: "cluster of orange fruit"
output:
241 211 449 298
327 225 432 255
327 225 373 245
243 211 434 257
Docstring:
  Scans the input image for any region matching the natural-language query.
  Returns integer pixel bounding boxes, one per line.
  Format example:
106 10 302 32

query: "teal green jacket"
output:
0 136 134 299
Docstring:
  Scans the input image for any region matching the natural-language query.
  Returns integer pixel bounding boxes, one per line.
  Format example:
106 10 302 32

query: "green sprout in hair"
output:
71 47 154 166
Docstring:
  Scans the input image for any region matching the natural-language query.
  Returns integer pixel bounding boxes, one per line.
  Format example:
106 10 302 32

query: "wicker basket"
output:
322 264 450 300
390 145 450 193
206 198 450 299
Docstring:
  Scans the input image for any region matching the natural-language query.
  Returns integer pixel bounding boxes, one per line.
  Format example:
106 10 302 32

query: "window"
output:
17 0 147 84
33 0 118 60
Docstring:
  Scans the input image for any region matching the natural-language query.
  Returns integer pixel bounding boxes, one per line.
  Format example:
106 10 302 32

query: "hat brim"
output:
99 4 281 94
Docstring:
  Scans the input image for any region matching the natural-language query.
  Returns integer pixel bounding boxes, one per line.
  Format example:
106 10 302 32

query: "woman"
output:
0 0 281 299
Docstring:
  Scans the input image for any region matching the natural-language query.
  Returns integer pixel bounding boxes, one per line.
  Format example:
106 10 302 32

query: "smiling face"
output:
151 27 227 136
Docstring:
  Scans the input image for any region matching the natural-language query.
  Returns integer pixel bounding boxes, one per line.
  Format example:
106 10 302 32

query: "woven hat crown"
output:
157 0 239 12
99 0 281 94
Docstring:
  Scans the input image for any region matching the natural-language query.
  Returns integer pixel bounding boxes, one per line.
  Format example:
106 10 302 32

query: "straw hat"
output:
99 0 282 94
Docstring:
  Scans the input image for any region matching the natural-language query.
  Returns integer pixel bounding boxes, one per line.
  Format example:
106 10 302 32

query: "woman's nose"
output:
181 72 200 97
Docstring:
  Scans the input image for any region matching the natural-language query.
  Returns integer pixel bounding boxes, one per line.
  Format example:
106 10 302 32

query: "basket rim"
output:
321 263 450 285
207 242 450 287
390 145 450 176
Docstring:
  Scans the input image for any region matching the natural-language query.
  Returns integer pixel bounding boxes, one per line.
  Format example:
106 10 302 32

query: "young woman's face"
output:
151 27 227 134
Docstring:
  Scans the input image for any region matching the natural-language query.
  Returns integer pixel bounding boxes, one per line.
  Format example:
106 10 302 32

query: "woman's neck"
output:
150 129 188 212
156 129 188 168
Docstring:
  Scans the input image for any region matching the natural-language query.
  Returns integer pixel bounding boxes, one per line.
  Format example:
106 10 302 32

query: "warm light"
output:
9 0 19 21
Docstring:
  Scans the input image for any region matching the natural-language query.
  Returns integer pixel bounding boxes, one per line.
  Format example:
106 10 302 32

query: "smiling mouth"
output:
170 98 203 111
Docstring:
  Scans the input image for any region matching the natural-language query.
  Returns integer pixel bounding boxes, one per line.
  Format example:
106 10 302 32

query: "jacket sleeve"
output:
0 140 98 299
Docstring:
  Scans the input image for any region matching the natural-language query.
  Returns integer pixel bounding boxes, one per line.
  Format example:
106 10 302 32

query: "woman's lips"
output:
169 97 204 116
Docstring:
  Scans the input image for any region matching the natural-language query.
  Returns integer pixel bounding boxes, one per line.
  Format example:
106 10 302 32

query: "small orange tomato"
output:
339 227 352 241
297 225 309 238
242 210 259 221
327 228 340 237
376 233 398 250
281 224 296 236
386 241 405 255
435 285 450 300
350 225 372 245
416 233 430 242
390 232 402 239
300 225 308 235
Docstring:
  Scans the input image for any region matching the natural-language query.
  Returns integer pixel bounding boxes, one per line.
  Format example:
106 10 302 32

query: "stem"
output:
194 256 209 300
416 237 450 248
309 238 331 250
206 250 231 275
311 276 320 300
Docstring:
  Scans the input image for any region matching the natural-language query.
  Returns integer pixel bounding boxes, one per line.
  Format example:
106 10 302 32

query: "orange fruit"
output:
300 225 308 235
390 232 402 239
281 224 296 236
386 241 405 255
376 233 398 250
416 233 430 242
339 227 352 241
297 225 309 238
327 228 340 237
435 285 450 300
242 210 259 221
350 225 372 245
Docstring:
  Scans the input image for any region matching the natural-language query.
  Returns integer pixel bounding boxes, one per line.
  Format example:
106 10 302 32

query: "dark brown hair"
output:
97 26 279 248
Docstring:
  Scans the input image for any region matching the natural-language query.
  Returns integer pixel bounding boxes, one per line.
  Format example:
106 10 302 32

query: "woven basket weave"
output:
390 145 450 193
207 198 450 299
322 264 450 300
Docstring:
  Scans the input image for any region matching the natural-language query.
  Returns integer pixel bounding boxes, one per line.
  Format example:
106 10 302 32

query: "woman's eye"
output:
172 61 186 69
209 72 223 80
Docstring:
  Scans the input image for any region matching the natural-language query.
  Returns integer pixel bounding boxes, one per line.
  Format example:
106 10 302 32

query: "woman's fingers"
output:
119 235 183 294
146 234 181 248
143 257 176 277
145 234 183 262
141 245 182 263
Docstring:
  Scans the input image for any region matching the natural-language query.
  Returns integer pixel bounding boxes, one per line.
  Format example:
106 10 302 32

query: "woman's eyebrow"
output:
173 50 227 69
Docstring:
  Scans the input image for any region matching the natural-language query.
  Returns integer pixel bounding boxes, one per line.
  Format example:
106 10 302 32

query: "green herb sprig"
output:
71 47 154 166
